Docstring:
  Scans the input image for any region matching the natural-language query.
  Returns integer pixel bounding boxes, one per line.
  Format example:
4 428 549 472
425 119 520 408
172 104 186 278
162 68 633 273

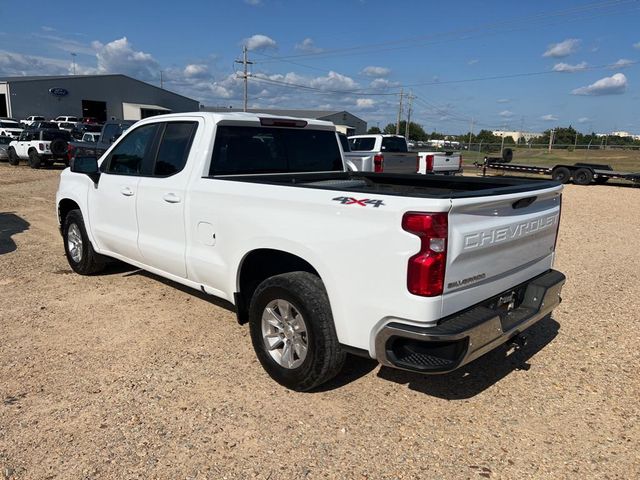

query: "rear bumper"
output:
375 269 565 373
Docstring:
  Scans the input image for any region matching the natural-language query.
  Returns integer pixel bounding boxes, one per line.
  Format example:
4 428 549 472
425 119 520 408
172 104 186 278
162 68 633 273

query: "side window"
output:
102 124 119 143
19 131 30 141
104 124 158 175
153 122 197 176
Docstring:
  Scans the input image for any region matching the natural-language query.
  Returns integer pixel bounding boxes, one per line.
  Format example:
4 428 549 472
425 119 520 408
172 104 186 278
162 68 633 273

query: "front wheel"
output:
551 166 571 184
62 209 106 275
249 272 346 391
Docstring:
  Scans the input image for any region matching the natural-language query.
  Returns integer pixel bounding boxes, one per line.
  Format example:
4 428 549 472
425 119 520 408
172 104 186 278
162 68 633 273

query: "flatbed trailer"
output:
480 159 640 186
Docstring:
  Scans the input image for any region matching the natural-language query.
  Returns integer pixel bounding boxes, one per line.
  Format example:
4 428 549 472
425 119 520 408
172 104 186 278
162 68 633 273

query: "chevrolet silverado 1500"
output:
56 112 565 391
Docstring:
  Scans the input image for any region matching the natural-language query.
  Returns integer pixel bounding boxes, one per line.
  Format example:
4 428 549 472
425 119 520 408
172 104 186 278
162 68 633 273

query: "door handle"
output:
120 187 134 197
163 193 181 204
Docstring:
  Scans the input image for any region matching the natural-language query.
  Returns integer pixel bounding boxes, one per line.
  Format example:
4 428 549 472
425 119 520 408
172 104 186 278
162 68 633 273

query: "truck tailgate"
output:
442 185 562 316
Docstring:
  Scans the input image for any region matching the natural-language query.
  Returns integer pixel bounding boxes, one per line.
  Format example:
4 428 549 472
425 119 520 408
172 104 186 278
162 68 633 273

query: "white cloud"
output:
93 37 160 80
244 0 262 5
34 33 95 55
243 34 277 51
571 73 627 96
543 38 580 58
577 117 590 123
552 61 587 73
184 64 209 78
499 110 514 118
310 71 357 90
541 114 558 121
295 38 322 53
633 41 640 49
467 59 479 65
361 66 391 77
0 49 71 76
369 78 398 89
496 98 511 104
355 98 375 109
610 58 634 69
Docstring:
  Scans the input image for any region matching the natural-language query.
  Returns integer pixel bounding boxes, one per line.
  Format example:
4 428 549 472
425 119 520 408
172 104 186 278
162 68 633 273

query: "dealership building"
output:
0 74 199 122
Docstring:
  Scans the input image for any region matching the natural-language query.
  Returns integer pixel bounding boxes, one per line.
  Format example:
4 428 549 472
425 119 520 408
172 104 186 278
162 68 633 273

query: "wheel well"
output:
235 249 319 324
58 199 80 226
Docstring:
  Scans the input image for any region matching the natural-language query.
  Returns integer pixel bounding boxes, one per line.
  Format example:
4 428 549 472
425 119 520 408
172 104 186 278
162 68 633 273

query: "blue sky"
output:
1 0 639 134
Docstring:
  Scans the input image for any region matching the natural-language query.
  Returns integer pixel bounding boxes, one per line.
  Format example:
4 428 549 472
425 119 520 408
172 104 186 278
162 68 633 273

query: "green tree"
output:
382 122 428 141
367 126 381 134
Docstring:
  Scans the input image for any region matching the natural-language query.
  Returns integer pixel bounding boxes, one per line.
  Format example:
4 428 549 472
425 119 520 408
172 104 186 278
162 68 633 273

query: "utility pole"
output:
396 88 404 135
467 118 474 151
548 128 555 152
404 92 414 139
235 46 253 112
574 132 578 149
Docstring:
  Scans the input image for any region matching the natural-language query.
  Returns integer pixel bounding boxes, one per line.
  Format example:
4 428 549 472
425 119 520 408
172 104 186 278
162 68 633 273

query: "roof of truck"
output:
137 111 336 130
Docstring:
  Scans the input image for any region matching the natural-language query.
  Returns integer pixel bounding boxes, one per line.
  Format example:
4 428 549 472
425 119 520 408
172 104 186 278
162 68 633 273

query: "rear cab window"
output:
210 126 343 176
349 137 376 151
381 136 408 152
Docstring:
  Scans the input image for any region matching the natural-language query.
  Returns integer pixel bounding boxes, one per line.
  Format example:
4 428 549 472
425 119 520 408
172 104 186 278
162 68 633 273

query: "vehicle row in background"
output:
344 134 462 175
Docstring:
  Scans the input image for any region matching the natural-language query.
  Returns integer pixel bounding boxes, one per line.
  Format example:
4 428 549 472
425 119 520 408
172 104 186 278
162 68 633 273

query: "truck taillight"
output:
554 194 562 251
67 144 75 161
374 154 384 173
426 154 434 172
459 154 463 166
416 154 420 173
402 212 448 297
39 143 45 151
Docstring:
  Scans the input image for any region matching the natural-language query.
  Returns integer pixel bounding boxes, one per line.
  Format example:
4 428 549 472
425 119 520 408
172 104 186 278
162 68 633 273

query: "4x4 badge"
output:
332 197 385 208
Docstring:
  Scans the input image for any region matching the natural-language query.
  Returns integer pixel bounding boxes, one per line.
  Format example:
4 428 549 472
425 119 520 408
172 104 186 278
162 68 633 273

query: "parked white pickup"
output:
56 112 565 391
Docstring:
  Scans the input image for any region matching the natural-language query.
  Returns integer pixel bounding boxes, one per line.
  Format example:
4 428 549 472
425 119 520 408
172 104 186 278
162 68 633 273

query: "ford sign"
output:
49 88 69 97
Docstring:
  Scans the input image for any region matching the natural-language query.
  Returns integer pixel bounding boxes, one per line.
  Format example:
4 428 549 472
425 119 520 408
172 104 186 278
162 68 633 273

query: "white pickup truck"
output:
56 112 565 391
346 134 462 175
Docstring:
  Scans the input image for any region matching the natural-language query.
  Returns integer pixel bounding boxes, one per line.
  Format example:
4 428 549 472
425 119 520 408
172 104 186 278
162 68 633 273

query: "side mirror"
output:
71 156 100 183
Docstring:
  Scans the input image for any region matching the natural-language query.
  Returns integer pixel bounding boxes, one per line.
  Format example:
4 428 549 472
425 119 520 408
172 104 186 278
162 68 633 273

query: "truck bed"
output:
211 171 559 199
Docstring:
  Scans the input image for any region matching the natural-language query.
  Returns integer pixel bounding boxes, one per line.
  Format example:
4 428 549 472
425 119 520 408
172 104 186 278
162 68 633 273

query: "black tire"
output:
501 147 513 163
28 149 41 169
551 166 571 184
8 148 19 166
50 138 68 156
248 272 346 391
62 209 106 275
573 167 593 186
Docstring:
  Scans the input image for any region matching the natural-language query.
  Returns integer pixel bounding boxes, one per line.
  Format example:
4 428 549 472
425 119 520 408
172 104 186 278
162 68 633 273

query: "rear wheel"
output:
551 166 571 184
28 150 41 169
573 167 593 186
8 148 19 166
63 209 106 275
249 272 346 391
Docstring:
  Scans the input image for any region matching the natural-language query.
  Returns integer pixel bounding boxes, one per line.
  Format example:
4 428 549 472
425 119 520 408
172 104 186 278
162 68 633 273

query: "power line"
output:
253 0 635 64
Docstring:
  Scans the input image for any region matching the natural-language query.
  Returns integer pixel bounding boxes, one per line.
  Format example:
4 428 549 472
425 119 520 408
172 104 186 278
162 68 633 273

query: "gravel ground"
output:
1 163 639 479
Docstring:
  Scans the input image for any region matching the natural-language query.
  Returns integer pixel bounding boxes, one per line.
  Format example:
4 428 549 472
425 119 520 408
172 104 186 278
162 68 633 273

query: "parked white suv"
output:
23 115 46 126
52 116 80 128
8 128 71 168
0 119 24 139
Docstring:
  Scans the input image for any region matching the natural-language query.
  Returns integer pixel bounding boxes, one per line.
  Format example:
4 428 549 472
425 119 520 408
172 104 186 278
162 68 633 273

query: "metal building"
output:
0 74 199 122
203 107 367 135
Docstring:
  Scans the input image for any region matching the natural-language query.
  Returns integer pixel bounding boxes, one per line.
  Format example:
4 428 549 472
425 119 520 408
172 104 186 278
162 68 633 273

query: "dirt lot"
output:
1 163 639 479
